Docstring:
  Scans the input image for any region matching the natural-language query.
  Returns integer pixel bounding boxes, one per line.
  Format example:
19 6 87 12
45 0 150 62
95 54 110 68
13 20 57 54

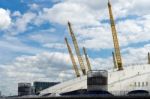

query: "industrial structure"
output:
108 1 123 70
65 37 80 77
18 83 34 96
34 82 59 94
17 82 60 96
148 52 150 64
112 52 117 69
83 47 91 71
68 22 87 75
39 1 150 96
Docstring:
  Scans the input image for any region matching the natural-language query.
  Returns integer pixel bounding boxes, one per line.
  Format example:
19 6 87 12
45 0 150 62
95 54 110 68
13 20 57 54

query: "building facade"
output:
18 83 34 96
33 81 59 94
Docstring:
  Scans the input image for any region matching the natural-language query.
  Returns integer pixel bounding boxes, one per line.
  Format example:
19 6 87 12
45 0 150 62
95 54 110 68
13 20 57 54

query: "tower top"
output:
108 0 111 6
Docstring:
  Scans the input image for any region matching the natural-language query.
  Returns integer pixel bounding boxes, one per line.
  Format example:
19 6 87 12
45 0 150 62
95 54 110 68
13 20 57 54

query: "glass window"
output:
138 82 140 87
87 76 107 85
146 82 148 86
134 82 136 86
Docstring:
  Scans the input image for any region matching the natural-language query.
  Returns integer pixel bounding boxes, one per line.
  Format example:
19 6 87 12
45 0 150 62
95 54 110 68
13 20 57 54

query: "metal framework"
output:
112 52 118 69
68 22 86 75
83 47 91 71
148 52 150 64
65 37 80 77
108 1 123 70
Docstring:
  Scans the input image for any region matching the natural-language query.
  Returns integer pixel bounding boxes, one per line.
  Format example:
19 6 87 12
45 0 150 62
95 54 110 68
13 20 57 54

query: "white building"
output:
40 64 150 96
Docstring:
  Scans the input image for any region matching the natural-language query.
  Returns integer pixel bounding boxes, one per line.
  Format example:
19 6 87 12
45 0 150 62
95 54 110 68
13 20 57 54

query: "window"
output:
142 82 144 86
87 76 107 85
138 82 140 87
134 82 136 86
146 82 148 86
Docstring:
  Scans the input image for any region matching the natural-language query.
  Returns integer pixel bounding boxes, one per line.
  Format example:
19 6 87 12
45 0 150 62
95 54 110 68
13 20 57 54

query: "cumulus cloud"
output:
0 36 45 54
3 11 37 35
37 0 102 26
0 8 11 29
29 3 39 10
43 43 66 50
30 0 150 51
12 11 21 17
122 44 150 65
29 28 57 44
9 12 37 35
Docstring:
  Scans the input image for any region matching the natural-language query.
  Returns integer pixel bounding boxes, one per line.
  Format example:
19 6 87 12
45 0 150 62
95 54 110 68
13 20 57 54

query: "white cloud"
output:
30 0 149 51
0 8 11 29
14 12 36 34
117 15 150 47
0 36 45 55
6 12 37 35
3 0 149 49
38 1 101 26
43 43 66 49
29 29 58 44
122 47 149 65
29 3 39 10
12 11 21 17
75 26 113 50
128 0 150 15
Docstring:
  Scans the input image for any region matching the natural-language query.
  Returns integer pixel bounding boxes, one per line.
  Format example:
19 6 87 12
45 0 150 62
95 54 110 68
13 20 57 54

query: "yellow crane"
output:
65 37 80 77
108 1 123 70
67 22 86 75
83 47 91 71
112 52 118 69
148 52 150 64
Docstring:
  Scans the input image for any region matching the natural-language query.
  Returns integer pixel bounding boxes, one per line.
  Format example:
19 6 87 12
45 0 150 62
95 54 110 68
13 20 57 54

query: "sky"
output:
0 0 150 96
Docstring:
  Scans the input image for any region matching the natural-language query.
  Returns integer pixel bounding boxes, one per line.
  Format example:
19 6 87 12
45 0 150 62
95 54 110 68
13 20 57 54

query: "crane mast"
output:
65 37 80 77
148 52 150 64
112 52 118 69
83 47 91 71
67 22 86 75
108 1 123 70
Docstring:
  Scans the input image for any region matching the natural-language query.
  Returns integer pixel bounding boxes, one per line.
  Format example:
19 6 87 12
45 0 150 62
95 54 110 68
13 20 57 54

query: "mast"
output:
108 1 123 70
83 47 92 71
67 22 86 75
65 37 80 77
112 52 118 68
148 52 150 64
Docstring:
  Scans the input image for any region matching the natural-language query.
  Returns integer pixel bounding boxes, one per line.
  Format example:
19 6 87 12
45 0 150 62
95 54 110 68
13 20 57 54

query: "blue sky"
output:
0 0 150 96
